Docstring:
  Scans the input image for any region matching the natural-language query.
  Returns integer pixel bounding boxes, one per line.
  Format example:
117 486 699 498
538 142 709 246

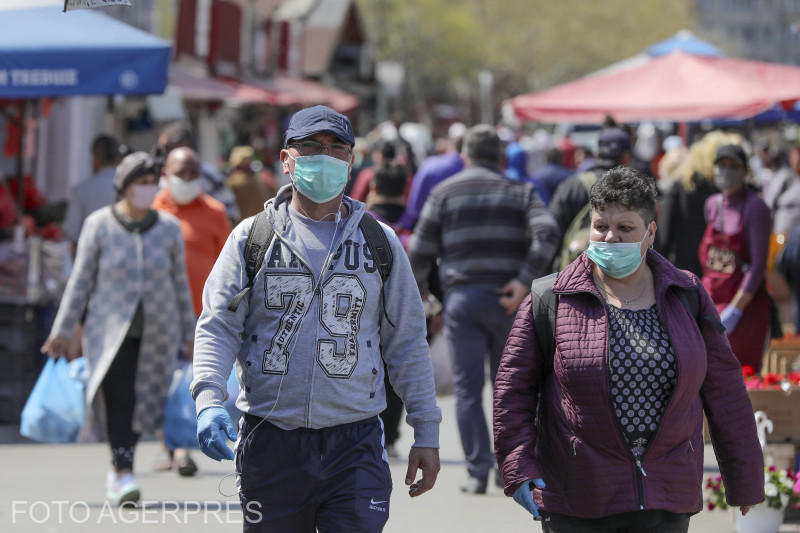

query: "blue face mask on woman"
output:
586 229 650 279
289 154 350 204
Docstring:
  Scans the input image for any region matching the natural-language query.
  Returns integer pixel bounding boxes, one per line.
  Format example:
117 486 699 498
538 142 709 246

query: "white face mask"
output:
129 184 158 209
167 175 202 205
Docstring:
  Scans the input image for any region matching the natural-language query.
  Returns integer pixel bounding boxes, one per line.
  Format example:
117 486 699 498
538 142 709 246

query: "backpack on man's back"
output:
558 171 598 270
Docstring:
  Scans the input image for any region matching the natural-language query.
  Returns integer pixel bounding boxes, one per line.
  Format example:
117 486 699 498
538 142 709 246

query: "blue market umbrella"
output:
0 0 170 222
0 3 171 98
647 30 722 58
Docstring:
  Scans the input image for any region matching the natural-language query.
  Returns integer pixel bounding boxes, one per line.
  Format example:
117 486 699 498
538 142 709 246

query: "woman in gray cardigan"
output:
41 152 195 506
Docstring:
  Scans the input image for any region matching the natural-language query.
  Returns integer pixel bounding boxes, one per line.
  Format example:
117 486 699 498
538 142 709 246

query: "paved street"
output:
1 390 799 532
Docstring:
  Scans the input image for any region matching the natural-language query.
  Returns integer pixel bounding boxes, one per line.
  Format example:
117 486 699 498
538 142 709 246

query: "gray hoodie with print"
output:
191 185 441 448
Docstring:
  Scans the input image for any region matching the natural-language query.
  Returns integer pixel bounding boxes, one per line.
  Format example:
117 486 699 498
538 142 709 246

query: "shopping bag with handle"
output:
20 357 86 443
163 361 199 450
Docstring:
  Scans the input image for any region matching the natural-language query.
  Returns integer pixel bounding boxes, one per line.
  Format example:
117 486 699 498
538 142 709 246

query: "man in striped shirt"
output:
407 124 560 495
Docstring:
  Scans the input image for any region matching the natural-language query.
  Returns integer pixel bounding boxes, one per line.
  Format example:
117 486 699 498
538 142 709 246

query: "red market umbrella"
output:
511 51 800 123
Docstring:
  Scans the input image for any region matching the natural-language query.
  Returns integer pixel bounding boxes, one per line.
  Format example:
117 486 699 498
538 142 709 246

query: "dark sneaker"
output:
459 475 488 494
176 453 198 477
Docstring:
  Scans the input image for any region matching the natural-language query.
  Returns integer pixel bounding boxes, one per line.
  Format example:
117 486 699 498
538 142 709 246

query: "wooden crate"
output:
748 388 800 443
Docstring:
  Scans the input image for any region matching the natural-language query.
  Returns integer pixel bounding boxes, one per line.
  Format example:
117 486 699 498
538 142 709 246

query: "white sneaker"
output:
106 472 140 506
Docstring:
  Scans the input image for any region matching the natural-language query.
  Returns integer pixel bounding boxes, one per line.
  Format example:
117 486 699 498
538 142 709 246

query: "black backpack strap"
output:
359 212 395 327
359 212 393 283
228 212 274 312
674 282 726 335
675 287 700 325
530 272 559 377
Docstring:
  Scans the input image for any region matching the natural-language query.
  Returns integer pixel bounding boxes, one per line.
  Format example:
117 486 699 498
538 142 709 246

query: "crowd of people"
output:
29 103 800 531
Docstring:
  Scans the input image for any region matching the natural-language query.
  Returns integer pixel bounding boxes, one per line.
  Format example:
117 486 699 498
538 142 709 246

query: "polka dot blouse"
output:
607 303 678 460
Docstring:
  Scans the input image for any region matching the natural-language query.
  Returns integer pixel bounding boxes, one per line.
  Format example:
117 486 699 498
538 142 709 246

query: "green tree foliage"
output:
358 0 697 106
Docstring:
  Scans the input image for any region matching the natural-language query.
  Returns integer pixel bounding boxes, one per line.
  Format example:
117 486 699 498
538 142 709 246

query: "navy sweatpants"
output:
236 414 392 533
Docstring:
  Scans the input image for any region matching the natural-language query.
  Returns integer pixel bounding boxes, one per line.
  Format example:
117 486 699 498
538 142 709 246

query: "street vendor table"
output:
0 303 48 424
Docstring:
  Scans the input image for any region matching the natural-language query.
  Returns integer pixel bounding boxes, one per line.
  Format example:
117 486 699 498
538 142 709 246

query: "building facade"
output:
694 0 800 64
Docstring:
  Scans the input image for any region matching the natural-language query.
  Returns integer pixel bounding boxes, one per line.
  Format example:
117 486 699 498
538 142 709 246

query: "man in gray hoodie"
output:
191 105 441 532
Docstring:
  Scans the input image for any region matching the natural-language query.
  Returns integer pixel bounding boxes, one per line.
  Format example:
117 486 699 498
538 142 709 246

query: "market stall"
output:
0 0 171 424
511 51 800 123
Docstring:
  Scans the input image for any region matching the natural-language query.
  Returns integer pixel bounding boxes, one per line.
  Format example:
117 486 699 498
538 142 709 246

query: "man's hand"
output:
41 334 70 359
197 407 237 461
740 505 751 516
498 279 528 315
405 447 440 497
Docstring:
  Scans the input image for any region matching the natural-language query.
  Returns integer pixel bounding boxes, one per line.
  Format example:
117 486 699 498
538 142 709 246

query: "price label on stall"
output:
63 0 132 11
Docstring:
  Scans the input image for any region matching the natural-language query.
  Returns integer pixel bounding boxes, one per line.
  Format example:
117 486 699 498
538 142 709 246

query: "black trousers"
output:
541 510 690 533
101 336 141 472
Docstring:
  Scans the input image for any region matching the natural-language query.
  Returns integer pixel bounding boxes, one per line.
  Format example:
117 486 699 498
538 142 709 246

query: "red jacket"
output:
493 251 764 518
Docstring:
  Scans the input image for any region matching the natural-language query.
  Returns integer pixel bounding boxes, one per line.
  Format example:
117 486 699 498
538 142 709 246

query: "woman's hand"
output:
182 339 194 361
719 305 743 333
41 335 70 358
740 505 751 516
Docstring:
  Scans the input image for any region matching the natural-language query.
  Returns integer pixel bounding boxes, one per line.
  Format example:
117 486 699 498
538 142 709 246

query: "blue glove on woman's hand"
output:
197 406 237 461
719 305 743 334
513 478 546 518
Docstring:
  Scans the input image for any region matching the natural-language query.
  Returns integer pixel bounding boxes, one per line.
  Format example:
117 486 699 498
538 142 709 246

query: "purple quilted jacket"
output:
493 250 764 518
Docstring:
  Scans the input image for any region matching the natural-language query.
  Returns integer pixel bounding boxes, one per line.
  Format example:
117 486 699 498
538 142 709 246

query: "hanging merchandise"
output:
63 0 131 12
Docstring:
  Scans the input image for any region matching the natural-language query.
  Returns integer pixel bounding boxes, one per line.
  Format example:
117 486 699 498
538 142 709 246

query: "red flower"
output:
708 502 715 511
742 366 756 378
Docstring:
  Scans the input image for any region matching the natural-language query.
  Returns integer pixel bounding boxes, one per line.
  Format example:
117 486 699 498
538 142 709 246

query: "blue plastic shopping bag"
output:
20 357 87 443
164 362 241 450
163 361 199 450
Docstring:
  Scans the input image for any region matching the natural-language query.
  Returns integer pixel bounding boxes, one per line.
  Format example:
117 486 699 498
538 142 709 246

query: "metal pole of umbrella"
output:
16 100 25 225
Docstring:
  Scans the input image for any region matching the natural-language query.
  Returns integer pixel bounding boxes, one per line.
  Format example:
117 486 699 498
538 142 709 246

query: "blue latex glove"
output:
719 305 743 334
197 406 237 461
513 478 546 519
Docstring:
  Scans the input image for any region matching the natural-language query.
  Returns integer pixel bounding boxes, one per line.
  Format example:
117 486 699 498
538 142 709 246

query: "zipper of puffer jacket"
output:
601 297 648 511
635 294 682 507
557 287 648 507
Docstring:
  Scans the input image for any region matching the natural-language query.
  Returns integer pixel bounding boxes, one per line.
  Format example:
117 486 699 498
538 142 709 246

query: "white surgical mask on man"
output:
167 175 203 205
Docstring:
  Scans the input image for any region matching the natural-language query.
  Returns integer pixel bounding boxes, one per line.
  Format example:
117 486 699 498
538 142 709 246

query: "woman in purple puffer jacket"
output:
494 167 764 532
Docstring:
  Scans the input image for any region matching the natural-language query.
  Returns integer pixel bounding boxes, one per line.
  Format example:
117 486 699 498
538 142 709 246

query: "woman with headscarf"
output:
41 152 195 506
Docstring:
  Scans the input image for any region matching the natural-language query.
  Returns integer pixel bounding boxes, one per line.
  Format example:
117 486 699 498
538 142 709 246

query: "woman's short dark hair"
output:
589 166 657 224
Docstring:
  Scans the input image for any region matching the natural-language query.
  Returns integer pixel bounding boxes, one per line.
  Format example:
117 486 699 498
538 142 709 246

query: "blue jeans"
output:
443 286 515 479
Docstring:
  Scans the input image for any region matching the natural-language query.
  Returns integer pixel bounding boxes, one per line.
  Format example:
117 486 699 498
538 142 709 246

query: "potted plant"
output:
705 466 800 533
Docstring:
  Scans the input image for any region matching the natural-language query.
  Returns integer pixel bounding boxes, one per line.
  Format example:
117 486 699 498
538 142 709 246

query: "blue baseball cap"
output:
596 128 631 165
284 105 355 147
